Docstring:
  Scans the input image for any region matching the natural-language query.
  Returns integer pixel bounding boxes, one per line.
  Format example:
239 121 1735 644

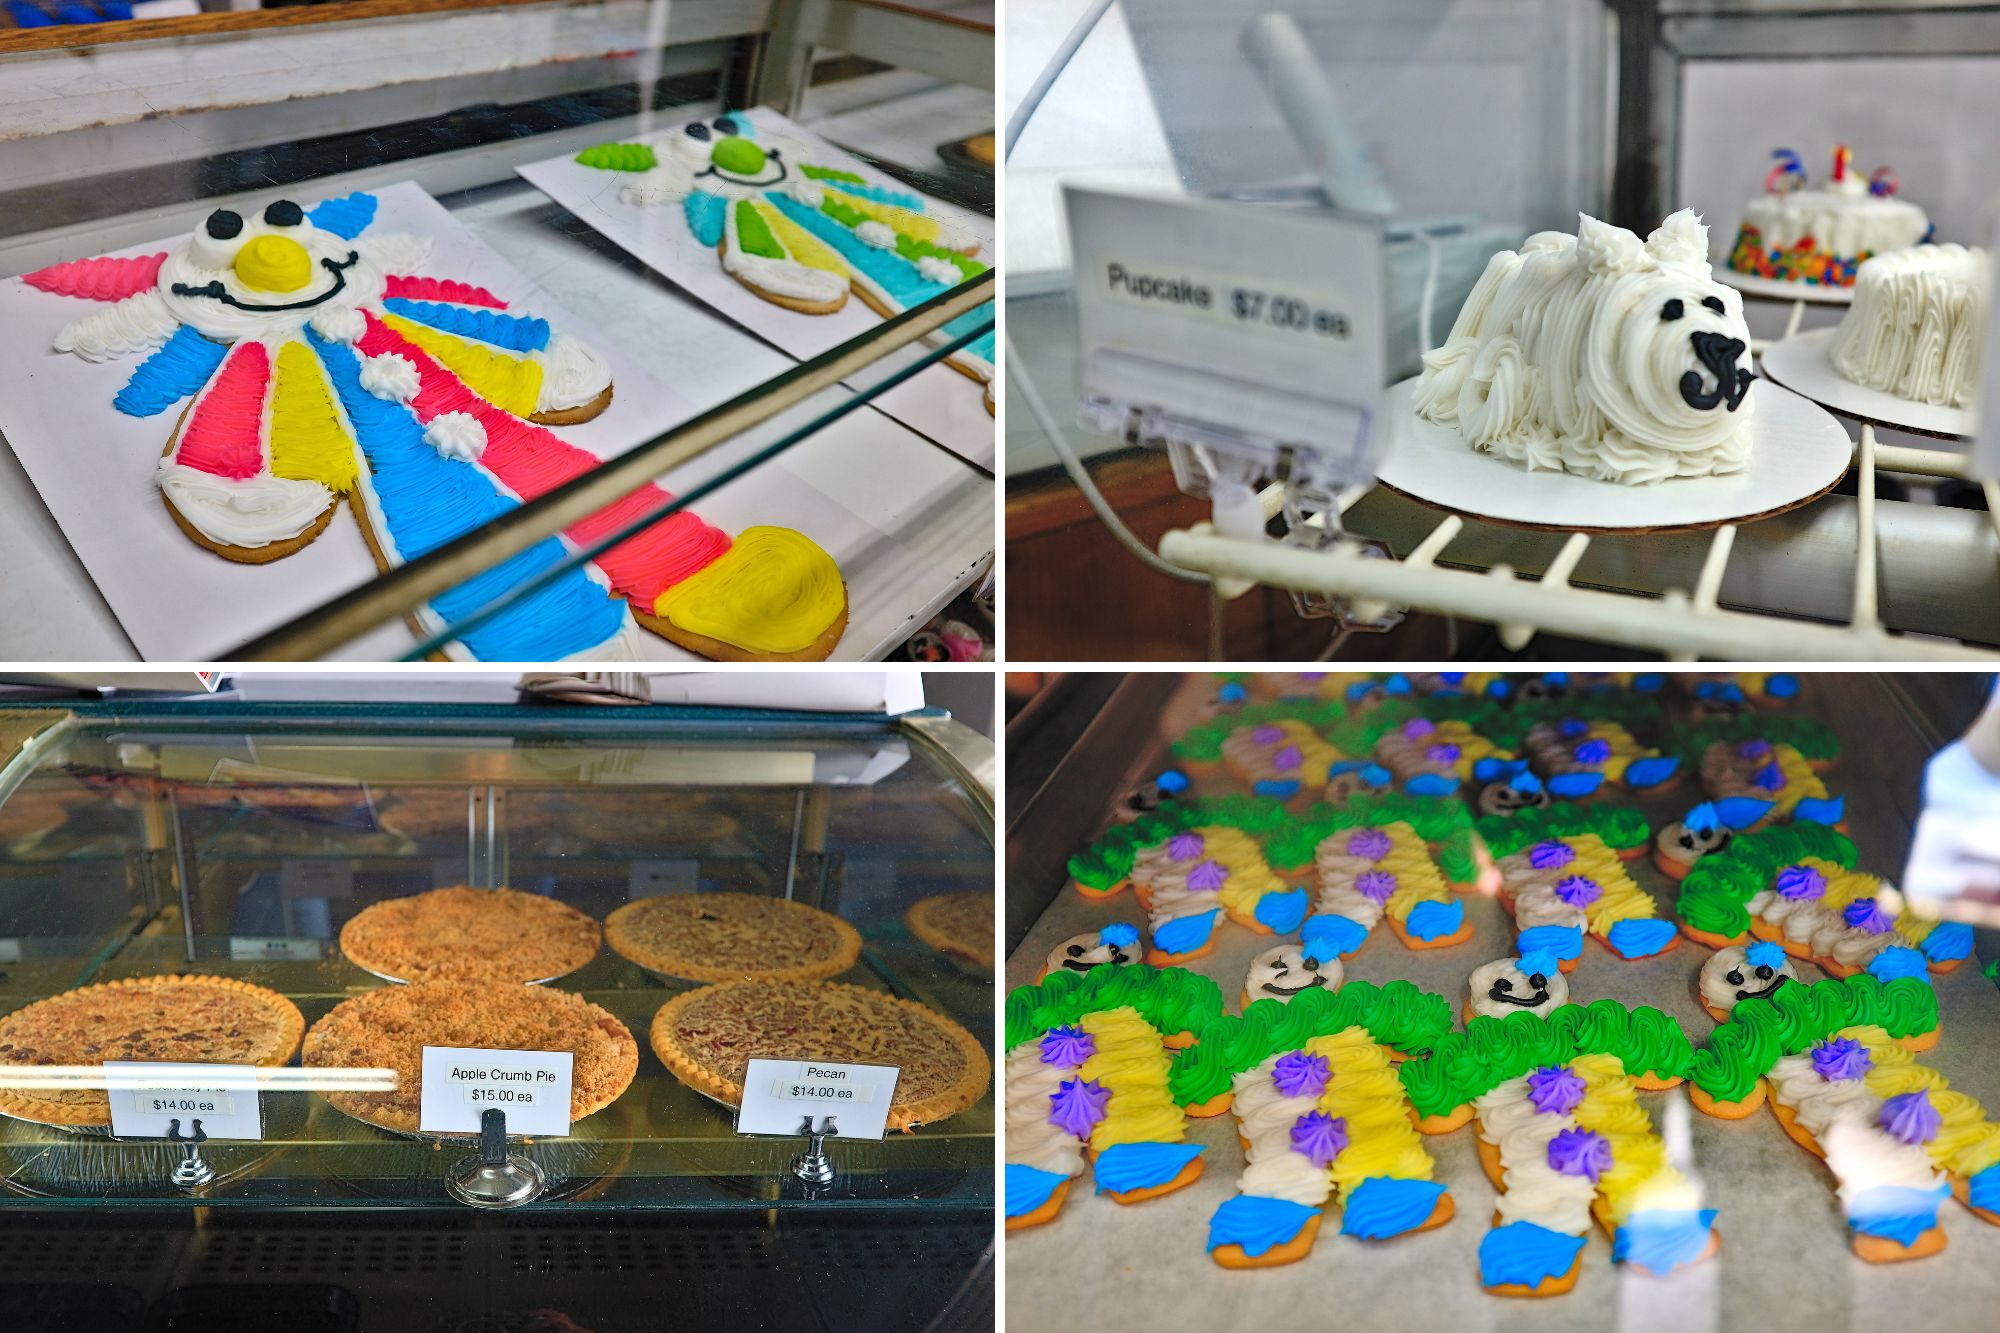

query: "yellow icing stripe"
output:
1304 1029 1434 1193
1193 826 1289 916
1377 824 1452 918
823 188 947 245
757 201 846 275
381 312 542 418
652 526 843 656
1799 857 1880 910
1431 720 1508 780
268 339 357 492
1078 1007 1182 1150
1560 835 1656 932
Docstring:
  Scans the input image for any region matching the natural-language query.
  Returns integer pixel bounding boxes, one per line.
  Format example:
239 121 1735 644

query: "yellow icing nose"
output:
234 235 313 293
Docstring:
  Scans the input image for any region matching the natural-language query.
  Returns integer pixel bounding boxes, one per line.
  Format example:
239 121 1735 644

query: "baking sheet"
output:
1005 674 2000 1332
515 106 995 470
1762 327 1979 441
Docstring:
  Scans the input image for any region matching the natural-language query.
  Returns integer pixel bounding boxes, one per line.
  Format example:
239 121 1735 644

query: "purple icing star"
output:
1046 1077 1111 1138
1355 870 1398 904
1346 828 1392 861
1574 739 1612 765
1401 718 1437 740
1554 875 1602 908
1547 1128 1614 1182
1776 865 1825 900
1272 744 1303 772
1528 840 1575 871
1187 860 1229 893
1843 897 1894 933
1039 1026 1096 1068
1424 743 1461 764
1879 1089 1942 1146
1810 1036 1871 1082
1166 832 1205 862
1251 725 1285 745
1737 739 1773 760
1290 1111 1349 1169
1752 760 1787 792
1527 1065 1587 1117
1272 1051 1331 1099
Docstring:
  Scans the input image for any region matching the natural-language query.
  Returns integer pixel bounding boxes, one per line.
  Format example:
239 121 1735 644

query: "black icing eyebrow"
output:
206 209 243 241
1660 298 1684 321
684 122 710 141
264 200 304 227
1702 295 1726 314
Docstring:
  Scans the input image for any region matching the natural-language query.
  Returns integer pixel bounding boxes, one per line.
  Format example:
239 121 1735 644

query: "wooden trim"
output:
0 0 583 56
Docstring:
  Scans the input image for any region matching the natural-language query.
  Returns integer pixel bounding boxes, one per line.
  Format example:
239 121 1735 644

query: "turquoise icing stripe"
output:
1252 779 1301 799
1207 1195 1317 1256
1093 1141 1202 1195
1847 1183 1949 1247
1606 918 1676 960
1339 1177 1446 1239
685 192 727 248
1612 1208 1716 1273
1547 772 1602 799
1517 924 1584 960
1254 888 1309 935
1968 1163 2000 1213
115 324 226 418
1867 946 1930 983
768 193 947 312
1004 1163 1068 1219
1152 909 1219 956
380 299 549 353
1405 773 1458 797
307 193 377 241
942 304 995 364
1714 796 1776 828
1404 900 1462 942
1479 1220 1586 1288
1921 922 1972 963
309 332 628 661
821 178 925 211
1301 913 1368 959
1625 755 1680 788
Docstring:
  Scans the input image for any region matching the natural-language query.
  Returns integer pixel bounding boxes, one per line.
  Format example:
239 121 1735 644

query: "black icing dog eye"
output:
714 116 740 136
1725 968 1745 986
205 209 243 241
684 122 710 141
1703 296 1726 314
1660 298 1684 322
263 200 303 228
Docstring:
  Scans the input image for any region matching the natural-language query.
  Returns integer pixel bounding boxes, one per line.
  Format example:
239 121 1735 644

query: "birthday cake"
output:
1727 147 1930 288
1829 244 1991 409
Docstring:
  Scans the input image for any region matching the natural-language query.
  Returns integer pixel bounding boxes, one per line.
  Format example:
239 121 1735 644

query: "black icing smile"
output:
696 149 789 188
1062 944 1134 972
172 250 358 312
1680 330 1753 413
1261 958 1328 996
1489 973 1551 1007
1726 966 1789 1002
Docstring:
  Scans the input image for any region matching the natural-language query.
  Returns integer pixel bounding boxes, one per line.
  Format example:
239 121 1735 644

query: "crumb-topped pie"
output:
340 886 601 984
303 980 637 1134
605 892 861 983
649 981 990 1130
903 892 994 969
0 976 305 1127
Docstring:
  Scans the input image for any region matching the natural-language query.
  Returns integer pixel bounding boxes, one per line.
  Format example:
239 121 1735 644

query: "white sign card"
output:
419 1046 573 1137
627 859 701 898
104 1061 262 1140
735 1058 899 1141
228 936 322 962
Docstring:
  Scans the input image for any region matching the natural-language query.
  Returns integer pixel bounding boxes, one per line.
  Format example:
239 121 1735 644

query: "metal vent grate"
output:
193 1230 469 1276
0 1229 169 1279
506 1229 780 1275
790 1223 991 1272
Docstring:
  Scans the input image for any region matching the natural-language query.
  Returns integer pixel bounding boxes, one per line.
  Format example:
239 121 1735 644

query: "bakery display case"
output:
0 690 994 1329
0 0 994 664
1005 671 2000 1327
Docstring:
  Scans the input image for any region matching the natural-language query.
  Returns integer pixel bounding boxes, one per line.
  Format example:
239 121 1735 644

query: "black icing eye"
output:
1755 965 1774 980
684 122 710 141
1725 968 1745 986
714 116 740 136
205 209 243 241
1494 977 1513 993
1703 296 1726 314
1660 299 1684 322
1678 832 1698 850
263 200 304 228
1065 944 1085 957
1527 973 1547 988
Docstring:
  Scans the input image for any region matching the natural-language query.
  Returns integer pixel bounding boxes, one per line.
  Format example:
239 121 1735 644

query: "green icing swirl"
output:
1396 1001 1693 1116
1263 793 1472 868
1676 714 1840 764
1166 1020 1237 1103
1206 980 1454 1092
1475 800 1651 859
1172 699 1347 763
1325 695 1512 757
1688 975 1938 1099
1675 822 1858 932
575 142 658 172
1003 963 1225 1051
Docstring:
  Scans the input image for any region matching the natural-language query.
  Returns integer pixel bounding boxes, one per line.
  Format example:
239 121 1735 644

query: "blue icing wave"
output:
1252 778 1301 799
1480 1221 1586 1288
768 193 947 312
1340 1177 1446 1239
1207 1195 1317 1256
115 325 226 418
1517 924 1583 961
1612 1208 1716 1273
1847 1183 1949 1247
309 332 628 661
1920 922 1972 963
1094 1141 1202 1195
1766 673 1799 698
821 178 925 211
1404 899 1463 942
1713 796 1776 828
307 193 377 241
1301 913 1369 959
1606 918 1676 960
1359 763 1392 787
1004 1163 1068 1219
1152 909 1218 957
1633 672 1665 693
1793 795 1845 826
1217 683 1248 704
1969 1163 2000 1213
1868 946 1931 984
381 298 550 353
1547 772 1602 799
1344 681 1376 702
1624 755 1680 788
1254 888 1310 936
685 192 728 248
1404 773 1458 797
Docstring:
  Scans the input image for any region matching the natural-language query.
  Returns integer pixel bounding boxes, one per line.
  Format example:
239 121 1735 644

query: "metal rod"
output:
1853 422 1880 629
1497 530 1589 651
1690 525 1737 612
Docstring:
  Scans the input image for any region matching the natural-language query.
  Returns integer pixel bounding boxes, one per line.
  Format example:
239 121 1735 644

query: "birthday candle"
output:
1832 145 1850 182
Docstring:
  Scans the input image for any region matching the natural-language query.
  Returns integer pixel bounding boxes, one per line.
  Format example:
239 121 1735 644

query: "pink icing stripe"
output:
24 253 168 302
356 312 730 603
381 274 509 309
174 341 270 480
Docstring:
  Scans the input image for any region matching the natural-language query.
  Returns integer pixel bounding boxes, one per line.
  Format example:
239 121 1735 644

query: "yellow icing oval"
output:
235 235 313 293
653 526 843 656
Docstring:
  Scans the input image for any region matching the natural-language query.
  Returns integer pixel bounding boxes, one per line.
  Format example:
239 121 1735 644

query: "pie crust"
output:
605 893 862 983
903 892 994 969
339 886 602 984
0 976 305 1127
649 981 990 1130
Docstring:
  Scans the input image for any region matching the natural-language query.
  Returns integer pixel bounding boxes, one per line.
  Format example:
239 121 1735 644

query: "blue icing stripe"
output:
1612 1208 1716 1273
1217 683 1248 704
306 192 377 241
1155 768 1190 793
1847 1183 1949 1247
1344 681 1376 702
1624 755 1680 788
1517 924 1583 961
768 193 947 312
1766 673 1800 699
1868 946 1931 983
1480 1221 1586 1288
1094 1141 1202 1195
1301 913 1369 959
942 305 995 365
685 192 727 248
1969 1163 2000 1213
822 178 926 211
381 299 549 353
1921 922 1972 963
1359 763 1393 787
1340 1178 1447 1239
1404 773 1459 797
1252 779 1301 799
1404 899 1462 942
1206 1195 1317 1256
115 324 226 417
1546 772 1602 798
1152 910 1218 957
1606 918 1676 960
1713 796 1776 829
1255 888 1310 936
1634 672 1665 692
1005 1163 1068 1219
310 332 628 661
1793 795 1845 826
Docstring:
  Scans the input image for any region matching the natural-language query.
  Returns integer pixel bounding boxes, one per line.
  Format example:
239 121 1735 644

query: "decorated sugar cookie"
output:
1242 942 1342 1009
1262 795 1482 958
574 112 993 403
1170 699 1348 794
1041 923 1144 981
1697 940 1799 1021
1467 951 1570 1023
1653 801 1759 881
28 192 847 661
1683 671 1801 710
1696 738 1842 828
1521 716 1678 797
1473 760 1551 818
1480 805 1671 966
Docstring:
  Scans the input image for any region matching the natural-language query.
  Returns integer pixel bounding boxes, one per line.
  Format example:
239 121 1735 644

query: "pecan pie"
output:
0 976 305 1127
340 887 601 984
649 981 990 1130
904 892 994 970
604 893 861 983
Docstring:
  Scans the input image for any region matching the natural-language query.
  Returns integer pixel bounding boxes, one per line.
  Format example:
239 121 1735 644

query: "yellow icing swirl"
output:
234 235 312 293
1798 856 1880 910
651 526 844 655
1187 826 1291 916
1556 834 1657 932
1304 1027 1434 1193
1079 1007 1182 1150
269 340 357 492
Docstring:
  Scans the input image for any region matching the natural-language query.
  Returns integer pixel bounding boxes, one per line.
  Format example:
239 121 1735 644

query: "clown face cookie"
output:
1477 766 1551 818
1654 803 1739 881
1242 943 1342 1009
1698 941 1798 1021
1467 953 1568 1022
1042 923 1144 981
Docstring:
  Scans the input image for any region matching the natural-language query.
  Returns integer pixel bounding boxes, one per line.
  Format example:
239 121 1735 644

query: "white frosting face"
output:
156 200 388 344
1043 931 1141 977
1244 944 1341 1004
620 114 813 208
1468 956 1567 1019
1657 818 1733 866
1830 244 1989 409
1699 944 1797 1015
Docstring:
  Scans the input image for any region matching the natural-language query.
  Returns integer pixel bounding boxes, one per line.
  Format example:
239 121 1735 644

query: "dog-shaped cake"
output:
1415 210 1755 485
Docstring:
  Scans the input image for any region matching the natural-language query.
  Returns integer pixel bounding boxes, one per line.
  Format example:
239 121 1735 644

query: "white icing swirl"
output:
54 290 179 362
309 305 367 347
1231 1054 1333 1207
1474 1076 1595 1234
855 221 897 249
422 411 487 463
155 462 333 548
358 351 420 403
917 255 965 285
1003 1043 1087 1178
534 330 612 411
1829 245 1988 409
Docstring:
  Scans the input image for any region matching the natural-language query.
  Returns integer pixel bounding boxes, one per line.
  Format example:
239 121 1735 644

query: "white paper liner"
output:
1760 327 1978 441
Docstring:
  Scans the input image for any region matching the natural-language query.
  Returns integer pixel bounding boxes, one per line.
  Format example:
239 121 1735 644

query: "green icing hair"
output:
1064 795 1296 891
800 164 867 185
733 201 783 259
575 143 658 172
1475 801 1651 859
1397 1001 1694 1119
1166 981 1453 1106
1676 714 1841 764
1495 694 1663 748
1689 975 1938 1101
1674 822 1859 937
1172 699 1347 764
1003 963 1225 1053
1262 793 1476 878
1323 695 1510 758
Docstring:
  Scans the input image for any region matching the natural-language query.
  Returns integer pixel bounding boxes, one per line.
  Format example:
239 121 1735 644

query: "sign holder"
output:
789 1115 839 1186
445 1108 548 1210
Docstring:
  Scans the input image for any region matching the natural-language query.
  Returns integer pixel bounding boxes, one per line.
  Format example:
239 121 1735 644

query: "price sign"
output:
280 859 353 901
229 936 321 962
104 1062 262 1140
734 1059 899 1141
419 1047 572 1137
627 859 701 899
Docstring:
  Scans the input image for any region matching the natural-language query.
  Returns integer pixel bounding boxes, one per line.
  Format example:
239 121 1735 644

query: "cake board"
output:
1717 268 1854 353
1760 327 1979 443
1372 376 1853 535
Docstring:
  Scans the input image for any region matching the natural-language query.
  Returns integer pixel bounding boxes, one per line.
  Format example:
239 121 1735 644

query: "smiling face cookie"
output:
1042 924 1143 980
1243 944 1342 1007
1699 941 1798 1020
1467 953 1568 1021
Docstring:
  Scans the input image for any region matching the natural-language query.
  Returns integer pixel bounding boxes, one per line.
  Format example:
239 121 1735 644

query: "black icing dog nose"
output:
1681 331 1752 413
